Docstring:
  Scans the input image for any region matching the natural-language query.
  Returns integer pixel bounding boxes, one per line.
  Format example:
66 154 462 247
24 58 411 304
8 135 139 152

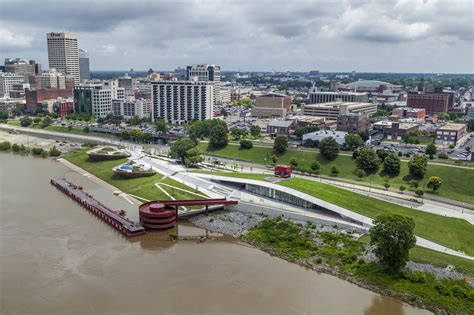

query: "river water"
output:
0 153 431 315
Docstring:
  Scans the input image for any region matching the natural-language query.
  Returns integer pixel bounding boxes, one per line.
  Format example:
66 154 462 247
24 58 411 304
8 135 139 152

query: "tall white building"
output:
47 32 80 83
79 49 90 81
187 64 221 105
0 72 25 97
151 81 213 123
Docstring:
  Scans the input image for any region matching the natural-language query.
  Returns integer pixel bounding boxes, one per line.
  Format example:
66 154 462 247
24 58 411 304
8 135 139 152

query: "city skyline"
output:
0 0 473 73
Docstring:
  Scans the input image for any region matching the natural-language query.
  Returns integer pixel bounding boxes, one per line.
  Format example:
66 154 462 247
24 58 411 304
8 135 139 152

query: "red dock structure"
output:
139 198 239 231
51 178 146 237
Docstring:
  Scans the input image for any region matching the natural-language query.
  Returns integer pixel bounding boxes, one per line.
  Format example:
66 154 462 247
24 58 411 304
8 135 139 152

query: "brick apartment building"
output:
25 89 73 112
392 107 426 120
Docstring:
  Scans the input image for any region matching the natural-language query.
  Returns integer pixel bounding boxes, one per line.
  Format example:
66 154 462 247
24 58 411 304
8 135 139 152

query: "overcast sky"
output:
0 0 473 73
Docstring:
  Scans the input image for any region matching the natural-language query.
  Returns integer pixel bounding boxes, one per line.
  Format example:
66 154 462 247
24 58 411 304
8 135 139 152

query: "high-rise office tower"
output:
186 64 221 105
79 49 90 81
46 32 80 83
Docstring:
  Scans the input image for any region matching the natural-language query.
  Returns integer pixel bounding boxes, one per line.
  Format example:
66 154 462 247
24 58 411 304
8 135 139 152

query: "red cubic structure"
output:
274 165 292 178
139 198 239 232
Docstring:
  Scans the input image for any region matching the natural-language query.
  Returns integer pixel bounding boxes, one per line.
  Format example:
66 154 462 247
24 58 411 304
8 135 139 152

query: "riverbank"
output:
191 211 474 315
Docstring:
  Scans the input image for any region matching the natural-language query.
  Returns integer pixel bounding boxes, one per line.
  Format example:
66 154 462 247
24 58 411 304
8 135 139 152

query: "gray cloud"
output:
0 0 472 72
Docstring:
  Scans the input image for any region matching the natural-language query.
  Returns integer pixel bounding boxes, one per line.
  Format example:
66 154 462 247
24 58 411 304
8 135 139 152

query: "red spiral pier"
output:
51 178 145 237
139 198 239 232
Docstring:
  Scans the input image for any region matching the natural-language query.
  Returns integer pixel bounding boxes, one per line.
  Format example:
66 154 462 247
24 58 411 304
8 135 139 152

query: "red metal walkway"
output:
139 198 238 231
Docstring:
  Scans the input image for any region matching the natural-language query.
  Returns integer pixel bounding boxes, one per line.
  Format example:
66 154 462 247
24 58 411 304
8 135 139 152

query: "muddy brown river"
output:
0 153 431 315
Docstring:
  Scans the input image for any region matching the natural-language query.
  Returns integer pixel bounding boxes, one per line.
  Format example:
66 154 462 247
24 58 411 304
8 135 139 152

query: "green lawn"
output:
278 178 474 256
359 235 474 275
65 149 200 201
197 143 474 203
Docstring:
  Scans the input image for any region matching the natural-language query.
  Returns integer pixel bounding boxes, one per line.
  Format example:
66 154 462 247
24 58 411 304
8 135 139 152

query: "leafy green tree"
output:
184 148 203 167
239 139 253 149
383 154 401 176
11 143 20 152
231 128 244 139
408 155 428 178
399 185 406 193
344 133 363 150
354 168 365 179
376 149 389 162
438 113 450 121
49 146 61 157
250 125 261 138
220 108 228 117
468 118 474 132
0 141 12 150
289 158 298 168
208 124 228 149
31 147 43 155
170 139 197 164
427 176 442 191
83 126 90 133
330 165 339 176
319 137 339 160
310 161 320 172
356 148 380 173
271 154 278 164
33 117 42 124
384 182 390 190
154 119 168 133
425 143 437 156
369 214 416 272
273 136 288 154
415 189 424 198
0 110 8 121
11 108 22 116
41 116 52 128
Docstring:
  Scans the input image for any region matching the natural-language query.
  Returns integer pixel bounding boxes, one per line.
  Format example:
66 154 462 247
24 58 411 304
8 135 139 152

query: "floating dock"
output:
51 178 145 237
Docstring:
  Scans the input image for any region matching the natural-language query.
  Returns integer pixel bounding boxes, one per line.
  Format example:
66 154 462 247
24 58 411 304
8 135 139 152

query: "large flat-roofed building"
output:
309 91 368 104
336 113 369 133
302 101 377 119
251 93 291 118
47 32 80 83
187 64 220 105
435 123 467 146
0 72 25 97
339 80 402 93
302 130 348 146
267 119 298 135
407 91 450 115
151 81 213 124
